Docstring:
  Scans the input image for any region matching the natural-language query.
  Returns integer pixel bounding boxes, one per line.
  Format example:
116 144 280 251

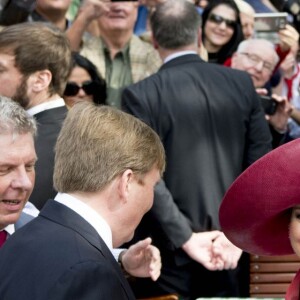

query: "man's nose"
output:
11 168 33 191
254 60 264 72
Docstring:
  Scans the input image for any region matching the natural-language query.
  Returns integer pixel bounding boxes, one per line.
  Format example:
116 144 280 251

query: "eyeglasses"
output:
239 52 274 72
64 81 96 96
208 13 236 29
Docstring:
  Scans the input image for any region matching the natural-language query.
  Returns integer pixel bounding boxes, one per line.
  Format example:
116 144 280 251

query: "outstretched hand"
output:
182 231 224 270
182 231 243 271
212 232 243 269
121 237 161 281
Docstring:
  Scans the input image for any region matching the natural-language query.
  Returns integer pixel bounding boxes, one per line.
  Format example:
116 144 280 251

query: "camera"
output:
259 95 278 115
254 12 288 32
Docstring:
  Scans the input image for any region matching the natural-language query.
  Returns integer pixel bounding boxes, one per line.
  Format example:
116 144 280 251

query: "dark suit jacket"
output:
0 200 135 300
29 106 67 210
122 54 272 257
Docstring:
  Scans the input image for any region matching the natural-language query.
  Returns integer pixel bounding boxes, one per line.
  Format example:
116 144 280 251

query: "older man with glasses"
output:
231 38 292 148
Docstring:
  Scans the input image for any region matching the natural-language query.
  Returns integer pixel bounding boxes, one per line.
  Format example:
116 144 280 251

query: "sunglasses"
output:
64 81 96 96
208 13 236 29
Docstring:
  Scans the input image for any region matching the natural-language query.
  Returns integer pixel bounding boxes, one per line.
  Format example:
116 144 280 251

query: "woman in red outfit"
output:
219 139 300 300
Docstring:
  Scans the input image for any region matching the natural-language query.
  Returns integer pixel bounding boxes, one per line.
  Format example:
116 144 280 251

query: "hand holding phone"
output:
259 95 278 115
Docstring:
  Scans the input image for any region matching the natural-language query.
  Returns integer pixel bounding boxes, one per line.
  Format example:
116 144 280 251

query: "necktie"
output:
0 230 7 248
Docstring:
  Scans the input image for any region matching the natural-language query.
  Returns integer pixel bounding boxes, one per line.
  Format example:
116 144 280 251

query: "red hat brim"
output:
219 139 300 256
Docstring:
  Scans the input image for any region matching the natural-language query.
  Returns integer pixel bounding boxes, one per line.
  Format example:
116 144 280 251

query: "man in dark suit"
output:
121 0 272 299
0 102 165 299
0 96 37 248
0 22 72 209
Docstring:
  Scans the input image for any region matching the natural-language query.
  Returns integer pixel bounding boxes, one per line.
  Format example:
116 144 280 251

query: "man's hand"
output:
266 94 292 132
78 0 110 24
182 231 224 271
278 24 299 53
121 238 161 281
138 0 166 7
212 232 242 269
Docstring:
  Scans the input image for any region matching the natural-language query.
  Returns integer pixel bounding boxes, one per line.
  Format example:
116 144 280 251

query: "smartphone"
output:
254 12 288 32
260 95 278 115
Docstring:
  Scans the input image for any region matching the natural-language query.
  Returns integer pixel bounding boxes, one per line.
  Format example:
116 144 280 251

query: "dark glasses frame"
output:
208 13 237 29
64 80 97 96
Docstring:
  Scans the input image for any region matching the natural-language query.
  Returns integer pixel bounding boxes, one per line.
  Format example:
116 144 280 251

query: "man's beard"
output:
12 76 30 109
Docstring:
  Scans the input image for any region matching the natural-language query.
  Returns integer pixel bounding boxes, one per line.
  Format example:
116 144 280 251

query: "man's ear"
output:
197 27 202 49
118 169 134 203
151 34 159 50
28 70 52 93
231 52 238 68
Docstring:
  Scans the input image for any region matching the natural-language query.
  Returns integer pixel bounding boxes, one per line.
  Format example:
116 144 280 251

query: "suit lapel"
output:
39 200 136 299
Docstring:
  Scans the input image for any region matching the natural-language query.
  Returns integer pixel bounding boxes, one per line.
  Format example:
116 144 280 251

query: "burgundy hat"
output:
219 139 300 256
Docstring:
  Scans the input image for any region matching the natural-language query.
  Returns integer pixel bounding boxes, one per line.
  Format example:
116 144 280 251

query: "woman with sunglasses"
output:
63 52 107 108
201 0 244 64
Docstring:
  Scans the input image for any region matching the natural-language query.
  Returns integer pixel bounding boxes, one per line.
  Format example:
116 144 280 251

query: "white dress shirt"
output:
26 98 65 116
55 192 113 250
164 50 197 64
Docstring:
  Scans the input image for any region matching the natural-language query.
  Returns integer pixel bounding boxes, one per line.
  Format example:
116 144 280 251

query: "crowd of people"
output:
0 0 299 299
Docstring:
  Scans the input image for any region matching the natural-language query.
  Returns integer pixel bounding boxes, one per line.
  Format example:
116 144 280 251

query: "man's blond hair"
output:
54 103 165 193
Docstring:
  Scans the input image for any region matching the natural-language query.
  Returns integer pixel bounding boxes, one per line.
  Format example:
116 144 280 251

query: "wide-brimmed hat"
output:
219 139 300 256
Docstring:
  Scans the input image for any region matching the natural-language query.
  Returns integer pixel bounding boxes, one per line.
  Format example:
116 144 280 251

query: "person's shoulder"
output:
204 62 252 81
81 34 103 52
130 35 158 55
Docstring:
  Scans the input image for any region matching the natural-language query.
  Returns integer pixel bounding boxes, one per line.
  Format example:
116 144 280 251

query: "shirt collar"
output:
102 38 130 58
54 193 113 250
4 224 15 236
26 98 65 116
164 51 197 64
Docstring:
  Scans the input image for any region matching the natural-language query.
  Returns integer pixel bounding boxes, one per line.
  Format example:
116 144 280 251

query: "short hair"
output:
67 52 107 105
150 0 201 49
54 103 165 193
0 22 72 96
0 96 36 137
237 39 279 66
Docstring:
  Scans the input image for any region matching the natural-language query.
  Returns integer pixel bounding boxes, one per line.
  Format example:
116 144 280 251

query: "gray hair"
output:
150 0 201 49
237 39 279 65
0 96 37 137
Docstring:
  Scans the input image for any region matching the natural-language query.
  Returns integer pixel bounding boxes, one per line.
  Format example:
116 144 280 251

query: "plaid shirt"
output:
80 34 162 83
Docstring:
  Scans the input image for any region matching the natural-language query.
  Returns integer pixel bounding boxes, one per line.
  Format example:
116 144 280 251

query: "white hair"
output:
0 96 36 137
237 38 279 65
